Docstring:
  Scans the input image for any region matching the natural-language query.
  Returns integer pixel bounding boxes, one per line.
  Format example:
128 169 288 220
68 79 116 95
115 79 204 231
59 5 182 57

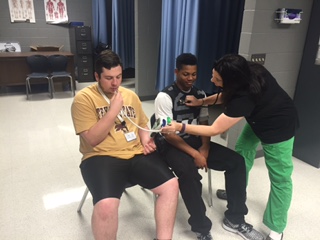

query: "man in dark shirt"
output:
154 53 264 240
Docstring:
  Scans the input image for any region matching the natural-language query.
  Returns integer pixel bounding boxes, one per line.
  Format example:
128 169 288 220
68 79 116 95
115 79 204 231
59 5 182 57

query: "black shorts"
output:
80 152 174 205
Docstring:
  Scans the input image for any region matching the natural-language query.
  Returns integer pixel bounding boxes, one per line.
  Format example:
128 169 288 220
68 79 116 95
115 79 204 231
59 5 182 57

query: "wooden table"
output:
0 51 75 87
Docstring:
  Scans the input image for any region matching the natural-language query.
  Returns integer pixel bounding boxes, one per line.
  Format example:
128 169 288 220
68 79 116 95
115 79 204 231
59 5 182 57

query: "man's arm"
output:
154 93 190 151
164 131 208 170
164 133 200 157
76 91 124 147
138 126 157 155
162 113 244 137
80 109 118 147
198 119 210 159
155 92 208 170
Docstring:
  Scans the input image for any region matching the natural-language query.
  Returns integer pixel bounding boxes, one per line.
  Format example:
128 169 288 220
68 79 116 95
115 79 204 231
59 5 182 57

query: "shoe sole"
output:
222 223 250 240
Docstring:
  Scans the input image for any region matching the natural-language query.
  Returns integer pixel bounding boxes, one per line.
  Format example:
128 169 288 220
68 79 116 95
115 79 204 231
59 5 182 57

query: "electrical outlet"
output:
251 53 266 65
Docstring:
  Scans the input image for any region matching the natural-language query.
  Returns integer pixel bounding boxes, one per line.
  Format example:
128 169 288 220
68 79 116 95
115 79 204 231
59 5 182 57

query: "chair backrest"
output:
26 55 49 73
48 54 68 72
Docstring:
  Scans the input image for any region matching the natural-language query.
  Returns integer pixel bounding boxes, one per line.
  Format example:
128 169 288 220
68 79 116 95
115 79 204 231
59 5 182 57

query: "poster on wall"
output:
44 0 68 24
8 0 36 23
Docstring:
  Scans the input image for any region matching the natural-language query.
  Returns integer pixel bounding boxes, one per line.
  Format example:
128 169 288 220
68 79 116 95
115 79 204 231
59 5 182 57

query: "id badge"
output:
125 131 137 142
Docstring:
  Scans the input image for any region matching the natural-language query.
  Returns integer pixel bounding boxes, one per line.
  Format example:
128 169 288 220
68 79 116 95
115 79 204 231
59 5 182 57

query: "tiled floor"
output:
0 83 319 240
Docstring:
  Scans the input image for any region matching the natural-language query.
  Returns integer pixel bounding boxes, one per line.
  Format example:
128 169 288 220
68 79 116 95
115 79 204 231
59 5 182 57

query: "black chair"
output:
26 55 52 100
150 113 214 207
48 54 75 97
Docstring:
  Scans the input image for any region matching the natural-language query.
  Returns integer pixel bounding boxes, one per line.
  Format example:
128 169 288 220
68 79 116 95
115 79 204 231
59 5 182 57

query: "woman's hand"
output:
161 121 179 134
185 95 202 107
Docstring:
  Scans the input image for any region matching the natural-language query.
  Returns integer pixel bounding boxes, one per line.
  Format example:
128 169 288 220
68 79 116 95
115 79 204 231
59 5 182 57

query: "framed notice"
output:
44 0 68 24
8 0 36 23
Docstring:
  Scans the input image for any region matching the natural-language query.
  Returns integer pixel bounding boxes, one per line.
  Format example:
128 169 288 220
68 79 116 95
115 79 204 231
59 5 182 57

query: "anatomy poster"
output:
44 0 68 24
8 0 36 23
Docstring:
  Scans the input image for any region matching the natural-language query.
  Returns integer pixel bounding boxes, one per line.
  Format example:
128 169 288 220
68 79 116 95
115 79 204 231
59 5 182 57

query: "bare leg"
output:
151 178 179 240
91 198 120 240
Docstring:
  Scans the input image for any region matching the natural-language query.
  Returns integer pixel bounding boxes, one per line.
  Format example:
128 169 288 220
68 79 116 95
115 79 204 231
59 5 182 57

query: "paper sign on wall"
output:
8 0 36 23
44 0 68 24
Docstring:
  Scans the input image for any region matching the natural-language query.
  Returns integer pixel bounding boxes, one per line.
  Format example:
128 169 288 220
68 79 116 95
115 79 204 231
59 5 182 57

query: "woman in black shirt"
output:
162 54 298 240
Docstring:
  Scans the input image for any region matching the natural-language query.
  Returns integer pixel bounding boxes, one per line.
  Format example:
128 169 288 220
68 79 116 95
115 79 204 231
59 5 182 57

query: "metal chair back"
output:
48 54 68 72
26 55 52 99
48 54 75 97
27 55 50 73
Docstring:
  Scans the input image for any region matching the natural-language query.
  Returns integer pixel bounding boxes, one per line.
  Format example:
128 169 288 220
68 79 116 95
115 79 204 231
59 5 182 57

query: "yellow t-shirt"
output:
71 84 148 161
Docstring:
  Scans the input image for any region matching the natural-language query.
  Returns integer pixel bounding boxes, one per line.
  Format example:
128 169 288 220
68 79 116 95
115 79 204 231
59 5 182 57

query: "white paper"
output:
44 0 68 24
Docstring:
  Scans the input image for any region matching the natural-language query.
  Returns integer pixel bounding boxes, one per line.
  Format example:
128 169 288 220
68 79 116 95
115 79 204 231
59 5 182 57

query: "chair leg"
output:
77 187 89 212
26 78 33 100
69 76 75 96
26 80 29 100
208 169 213 207
28 82 31 93
49 77 53 99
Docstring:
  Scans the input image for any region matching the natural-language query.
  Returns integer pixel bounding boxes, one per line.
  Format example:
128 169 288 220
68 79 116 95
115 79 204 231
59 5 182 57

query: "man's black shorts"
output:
80 152 174 205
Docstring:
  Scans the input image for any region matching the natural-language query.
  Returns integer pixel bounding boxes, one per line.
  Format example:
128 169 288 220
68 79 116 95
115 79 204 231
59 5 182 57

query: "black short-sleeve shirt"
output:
224 69 298 144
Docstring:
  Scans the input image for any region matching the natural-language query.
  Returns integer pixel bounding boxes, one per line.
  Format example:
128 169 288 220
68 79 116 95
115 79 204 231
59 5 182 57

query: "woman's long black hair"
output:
214 54 266 105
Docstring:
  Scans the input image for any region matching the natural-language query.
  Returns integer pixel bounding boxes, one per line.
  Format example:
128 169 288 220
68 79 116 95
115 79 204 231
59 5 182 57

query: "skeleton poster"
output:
44 0 68 24
8 0 36 23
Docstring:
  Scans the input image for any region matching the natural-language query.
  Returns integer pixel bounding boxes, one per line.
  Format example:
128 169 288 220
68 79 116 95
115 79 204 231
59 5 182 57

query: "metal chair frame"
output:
26 55 52 100
48 54 75 97
77 187 89 212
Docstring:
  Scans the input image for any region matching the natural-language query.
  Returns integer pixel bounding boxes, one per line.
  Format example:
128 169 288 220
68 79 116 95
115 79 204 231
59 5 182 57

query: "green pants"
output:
235 123 294 233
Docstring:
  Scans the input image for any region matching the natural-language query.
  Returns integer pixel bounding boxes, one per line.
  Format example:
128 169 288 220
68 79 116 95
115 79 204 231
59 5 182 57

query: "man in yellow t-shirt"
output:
71 50 178 240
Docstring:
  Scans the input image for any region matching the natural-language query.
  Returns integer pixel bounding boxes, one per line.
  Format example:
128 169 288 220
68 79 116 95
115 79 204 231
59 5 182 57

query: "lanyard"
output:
97 84 125 123
97 84 161 133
